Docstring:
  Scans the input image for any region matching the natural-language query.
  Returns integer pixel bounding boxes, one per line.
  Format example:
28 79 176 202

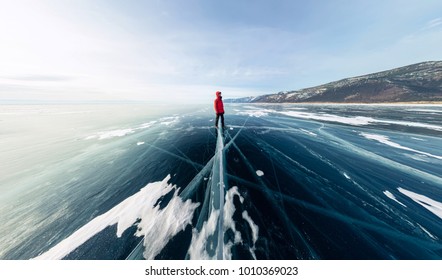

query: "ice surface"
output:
383 190 407 207
183 122 261 260
34 175 199 260
85 120 157 140
2 103 441 260
398 188 442 219
417 224 438 240
95 128 135 140
280 110 374 125
278 110 442 131
361 133 442 160
299 128 317 136
242 210 259 259
187 210 220 260
187 121 227 259
235 109 273 118
221 187 244 260
159 116 179 126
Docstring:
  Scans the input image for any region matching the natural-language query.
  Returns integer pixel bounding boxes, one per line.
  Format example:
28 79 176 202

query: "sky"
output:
0 0 441 104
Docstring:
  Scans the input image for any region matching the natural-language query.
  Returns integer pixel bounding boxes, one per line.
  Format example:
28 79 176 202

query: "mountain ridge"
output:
226 61 442 103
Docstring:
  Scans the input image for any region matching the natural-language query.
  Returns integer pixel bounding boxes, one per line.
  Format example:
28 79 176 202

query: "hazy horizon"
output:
1 1 441 103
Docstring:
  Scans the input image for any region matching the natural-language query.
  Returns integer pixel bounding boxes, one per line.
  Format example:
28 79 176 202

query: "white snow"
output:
242 210 259 259
187 186 259 260
187 210 220 260
222 187 244 260
417 223 438 240
159 116 179 126
405 108 442 113
256 170 264 176
85 128 135 140
137 142 145 146
236 109 274 118
137 121 156 129
360 133 442 160
299 128 317 137
188 122 229 260
279 110 442 131
375 119 442 131
398 188 442 219
85 121 157 141
280 111 374 125
34 175 199 260
383 190 407 207
242 211 259 244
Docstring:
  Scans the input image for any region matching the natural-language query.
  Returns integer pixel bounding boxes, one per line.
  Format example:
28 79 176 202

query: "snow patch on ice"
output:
222 187 243 260
187 187 257 260
137 142 145 146
187 210 220 260
360 133 442 160
256 170 264 177
279 110 442 131
299 128 317 136
137 121 156 129
85 121 157 141
188 187 243 260
34 175 199 260
417 223 438 240
383 190 407 207
280 111 374 125
242 210 259 259
405 108 442 113
242 211 258 243
85 128 135 140
398 188 442 219
376 119 442 131
237 109 275 118
160 116 179 126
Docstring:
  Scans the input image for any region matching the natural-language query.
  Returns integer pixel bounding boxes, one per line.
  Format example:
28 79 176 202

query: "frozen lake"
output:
1 103 441 259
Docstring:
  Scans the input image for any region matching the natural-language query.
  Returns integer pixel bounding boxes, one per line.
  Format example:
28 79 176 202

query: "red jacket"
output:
214 96 224 114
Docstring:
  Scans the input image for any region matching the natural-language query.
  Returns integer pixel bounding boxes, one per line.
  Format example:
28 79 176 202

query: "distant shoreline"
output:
230 101 442 106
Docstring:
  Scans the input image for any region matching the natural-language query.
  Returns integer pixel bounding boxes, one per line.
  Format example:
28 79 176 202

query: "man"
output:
214 91 225 128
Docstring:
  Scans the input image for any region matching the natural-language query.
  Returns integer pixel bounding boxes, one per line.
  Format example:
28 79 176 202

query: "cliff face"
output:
226 61 442 103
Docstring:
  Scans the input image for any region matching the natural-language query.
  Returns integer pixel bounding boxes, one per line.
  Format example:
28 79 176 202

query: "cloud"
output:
5 75 75 82
423 17 442 30
1 1 442 103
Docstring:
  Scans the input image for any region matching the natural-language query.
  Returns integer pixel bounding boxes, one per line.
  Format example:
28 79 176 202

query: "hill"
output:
226 61 442 103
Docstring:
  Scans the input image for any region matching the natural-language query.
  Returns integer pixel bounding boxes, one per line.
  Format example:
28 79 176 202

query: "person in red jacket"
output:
214 91 225 128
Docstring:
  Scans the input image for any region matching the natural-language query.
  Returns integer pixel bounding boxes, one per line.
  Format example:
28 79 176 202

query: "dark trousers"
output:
215 113 225 127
